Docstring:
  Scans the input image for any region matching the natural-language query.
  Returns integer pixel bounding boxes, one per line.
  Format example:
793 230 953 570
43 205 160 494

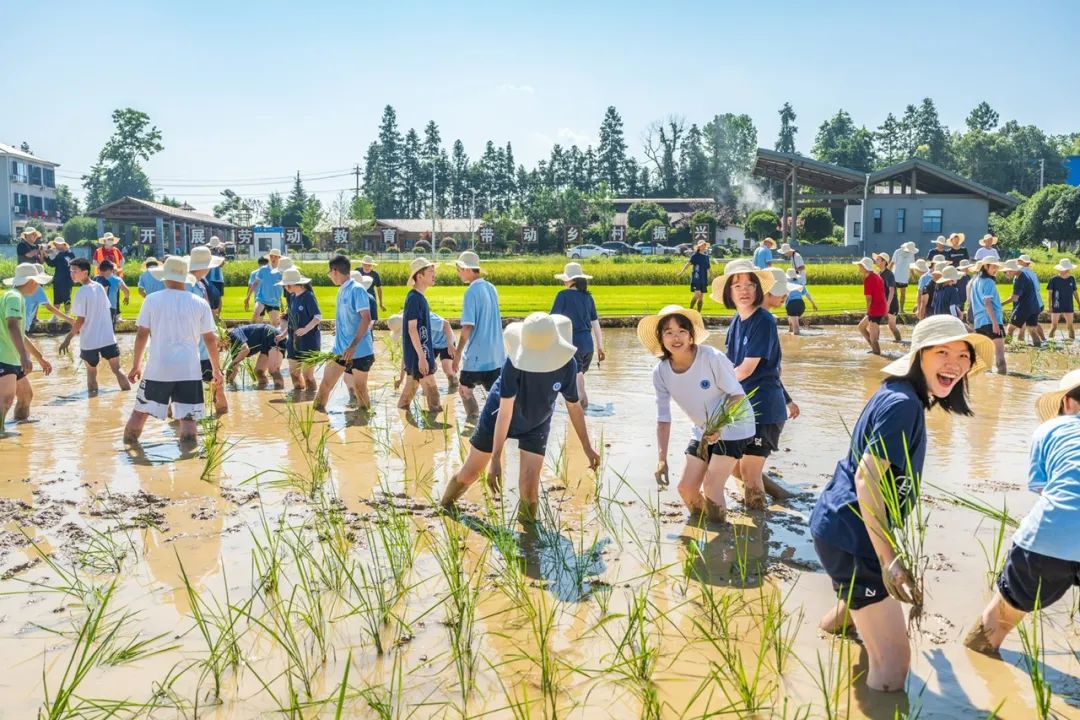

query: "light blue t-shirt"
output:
917 272 933 292
786 282 812 303
970 275 1003 328
332 279 373 359
753 246 773 270
429 312 449 350
248 269 259 287
1022 267 1044 308
138 270 165 296
254 265 281 305
1014 415 1080 562
208 264 224 283
24 286 48 331
460 278 505 372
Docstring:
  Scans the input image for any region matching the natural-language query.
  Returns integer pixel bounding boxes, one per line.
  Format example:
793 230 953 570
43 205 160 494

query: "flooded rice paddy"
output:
2 327 1080 719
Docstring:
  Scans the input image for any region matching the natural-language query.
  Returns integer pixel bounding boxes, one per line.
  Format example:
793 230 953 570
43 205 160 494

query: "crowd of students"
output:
2 233 1080 699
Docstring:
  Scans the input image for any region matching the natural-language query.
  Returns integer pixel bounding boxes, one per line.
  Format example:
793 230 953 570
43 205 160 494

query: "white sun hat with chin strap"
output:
881 315 995 377
503 312 577 373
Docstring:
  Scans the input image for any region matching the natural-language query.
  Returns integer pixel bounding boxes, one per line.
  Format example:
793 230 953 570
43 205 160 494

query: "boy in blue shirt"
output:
966 369 1080 655
137 258 166 297
314 255 375 412
1004 259 1045 347
23 264 71 331
94 260 129 328
226 323 285 389
397 257 441 413
244 249 283 325
452 251 505 419
206 236 226 297
678 240 711 311
429 311 457 391
753 238 775 269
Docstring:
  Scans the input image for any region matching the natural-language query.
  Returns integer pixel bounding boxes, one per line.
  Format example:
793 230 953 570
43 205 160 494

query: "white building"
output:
0 142 61 240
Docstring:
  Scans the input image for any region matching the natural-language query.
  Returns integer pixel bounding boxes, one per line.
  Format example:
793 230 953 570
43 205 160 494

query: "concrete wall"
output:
843 195 990 257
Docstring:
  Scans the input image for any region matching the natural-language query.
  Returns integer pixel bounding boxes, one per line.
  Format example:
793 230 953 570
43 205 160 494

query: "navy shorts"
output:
785 299 806 317
335 353 375 372
998 544 1080 613
1051 304 1074 315
867 314 886 325
685 436 748 460
470 422 550 457
976 323 1004 340
53 285 72 306
434 347 452 361
1010 311 1040 328
460 368 500 391
888 295 899 315
744 422 783 458
895 282 909 289
813 536 888 610
690 282 708 293
0 362 25 381
211 281 225 297
258 303 281 315
79 343 121 368
575 350 594 374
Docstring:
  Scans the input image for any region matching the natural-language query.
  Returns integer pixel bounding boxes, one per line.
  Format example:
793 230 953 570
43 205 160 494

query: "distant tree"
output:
55 185 80 222
875 113 906 167
966 101 1000 132
83 108 163 209
1020 184 1069 247
627 201 668 230
158 195 182 207
264 192 285 226
797 207 834 242
597 106 628 194
1047 185 1080 250
282 172 307 228
213 189 256 225
679 124 710 196
61 216 98 245
299 196 324 247
775 103 797 153
643 116 685 196
703 113 758 205
813 110 875 171
745 209 780 241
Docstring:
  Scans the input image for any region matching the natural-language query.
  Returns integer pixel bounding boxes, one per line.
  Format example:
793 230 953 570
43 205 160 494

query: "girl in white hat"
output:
397 257 441 413
551 263 604 410
969 258 1008 373
783 268 817 335
440 312 601 523
929 265 962 318
638 305 754 523
1047 258 1078 340
677 241 711 312
278 267 322 391
965 368 1080 655
810 315 993 692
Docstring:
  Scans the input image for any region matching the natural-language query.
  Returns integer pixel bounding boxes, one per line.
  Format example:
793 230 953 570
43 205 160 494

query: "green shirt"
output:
0 290 25 366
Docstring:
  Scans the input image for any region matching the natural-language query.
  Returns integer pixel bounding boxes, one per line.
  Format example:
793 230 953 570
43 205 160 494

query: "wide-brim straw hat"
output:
276 257 294 272
974 258 1004 273
149 255 197 285
1036 369 1080 423
277 267 313 286
694 239 711 251
206 236 223 248
504 312 577 373
1001 259 1022 273
710 258 775 303
407 257 436 288
979 234 998 247
766 267 796 297
761 237 777 249
910 259 930 275
361 255 377 267
778 242 794 254
99 232 118 245
931 254 946 264
1017 254 1033 265
852 257 875 272
882 315 994 377
455 251 482 271
52 237 69 248
636 305 709 357
387 313 403 340
957 259 974 272
948 232 965 246
872 252 891 266
899 241 918 254
1055 258 1076 272
555 262 592 282
350 270 374 290
3 262 51 287
188 245 224 271
935 265 962 283
267 248 283 258
19 227 42 240
142 256 159 269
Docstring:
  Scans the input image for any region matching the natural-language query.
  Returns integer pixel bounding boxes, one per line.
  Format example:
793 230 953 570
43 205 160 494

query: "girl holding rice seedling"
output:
278 267 321 391
712 259 786 510
677 240 711 312
640 305 755 523
783 268 817 335
965 369 1080 655
551 262 604 410
810 315 992 692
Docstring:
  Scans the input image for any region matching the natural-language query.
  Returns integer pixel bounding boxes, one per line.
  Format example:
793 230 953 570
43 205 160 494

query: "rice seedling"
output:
930 485 1016 589
179 557 252 701
696 389 756 461
357 648 411 720
71 523 134 575
695 586 775 715
198 413 237 482
298 349 342 369
342 542 402 656
1017 591 1052 720
241 585 322 702
598 586 663 720
759 583 803 678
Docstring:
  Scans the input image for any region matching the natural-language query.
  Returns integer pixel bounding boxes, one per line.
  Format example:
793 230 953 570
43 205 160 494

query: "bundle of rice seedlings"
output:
298 350 341 369
696 389 756 461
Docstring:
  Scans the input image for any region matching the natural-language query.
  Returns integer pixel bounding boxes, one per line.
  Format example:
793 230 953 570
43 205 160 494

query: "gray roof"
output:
754 148 866 192
87 196 236 227
868 158 1019 211
0 142 60 167
375 218 519 234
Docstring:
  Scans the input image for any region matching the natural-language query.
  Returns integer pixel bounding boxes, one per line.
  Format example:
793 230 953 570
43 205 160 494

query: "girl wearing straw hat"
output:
279 267 322 391
1047 258 1078 341
639 305 754 523
711 259 784 510
0 264 55 429
783 268 817 335
891 242 918 315
969 258 1008 373
929 265 963 318
314 255 375 412
965 368 1080 655
551 262 605 410
974 234 1001 262
397 257 441 413
811 315 993 692
853 257 887 355
873 253 903 343
678 240 712 312
1003 259 1045 347
44 238 75 312
440 312 601 523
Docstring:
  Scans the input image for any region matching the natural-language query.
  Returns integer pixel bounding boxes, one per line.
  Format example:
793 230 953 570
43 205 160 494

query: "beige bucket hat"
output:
766 267 800 297
1001 259 1022 273
636 305 709 357
361 255 377 267
52 237 69 249
188 245 225 271
1017 254 1033 265
455 251 482 271
934 236 947 246
778 242 795 255
935 265 962 284
979 234 998 247
882 315 995 377
710 258 776 303
899 241 918 254
957 259 974 272
555 262 592 282
3 262 51 287
267 247 283 258
872 252 891 266
694 239 711 252
276 268 312 286
852 257 875 272
910 259 930 275
19 227 42 240
504 312 577 373
206 235 223 249
1036 369 1080 423
99 232 118 245
761 237 777 249
350 270 374 290
974 257 1004 273
407 256 436 288
947 232 965 247
1055 258 1076 272
149 255 196 285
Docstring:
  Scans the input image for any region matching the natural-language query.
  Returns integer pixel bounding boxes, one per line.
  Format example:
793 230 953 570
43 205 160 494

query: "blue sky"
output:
6 0 1078 210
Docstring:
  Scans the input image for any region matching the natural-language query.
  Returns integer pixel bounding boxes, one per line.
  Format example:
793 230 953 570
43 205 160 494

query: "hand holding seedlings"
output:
883 557 922 606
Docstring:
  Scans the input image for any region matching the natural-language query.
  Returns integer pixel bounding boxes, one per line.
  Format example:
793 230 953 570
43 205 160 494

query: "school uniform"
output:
785 283 812 317
1022 267 1044 310
956 274 971 312
23 286 48 332
789 251 807 285
879 268 898 315
333 278 375 371
945 247 969 266
1048 275 1077 314
974 247 1001 262
997 415 1080 612
551 288 599 373
430 312 451 360
470 357 578 456
918 272 937 313
253 265 281 311
229 323 283 356
188 282 215 380
286 287 321 360
726 306 786 457
138 270 165 296
688 252 711 292
359 268 382 321
402 288 434 379
930 284 961 317
95 274 122 325
926 246 946 261
72 282 120 367
459 278 505 391
1009 272 1040 328
863 272 887 323
207 252 225 296
44 250 75 305
971 275 1005 339
890 249 915 288
810 377 927 608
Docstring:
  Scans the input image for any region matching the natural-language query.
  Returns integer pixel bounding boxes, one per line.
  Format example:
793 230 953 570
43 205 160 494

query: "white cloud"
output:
496 83 535 95
555 127 596 148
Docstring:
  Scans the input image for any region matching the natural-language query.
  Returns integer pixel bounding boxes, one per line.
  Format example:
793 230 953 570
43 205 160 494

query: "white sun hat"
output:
979 234 998 247
935 265 962 283
957 259 974 271
852 257 875 272
1001 259 1022 273
766 267 799 297
267 248 283 258
881 315 995 377
636 305 709 357
974 257 1004 273
361 255 377 267
99 232 118 245
387 312 403 340
554 262 592 282
276 268 312 286
948 232 966 246
710 258 776 303
1036 369 1080 423
899 241 918 254
3 262 51 287
206 235 223 249
1054 258 1075 272
454 251 482 271
276 257 294 272
503 312 577 373
778 242 794 254
350 269 374 290
188 245 225 271
910 259 930 275
934 236 947 245
407 256 437 288
931 254 946 264
1017 254 1033 265
149 255 197 285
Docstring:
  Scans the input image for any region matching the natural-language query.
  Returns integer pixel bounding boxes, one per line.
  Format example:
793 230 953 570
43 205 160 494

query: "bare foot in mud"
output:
744 487 767 510
962 619 1001 657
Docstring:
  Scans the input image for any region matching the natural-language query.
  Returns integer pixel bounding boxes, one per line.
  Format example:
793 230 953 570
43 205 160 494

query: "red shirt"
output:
863 272 887 316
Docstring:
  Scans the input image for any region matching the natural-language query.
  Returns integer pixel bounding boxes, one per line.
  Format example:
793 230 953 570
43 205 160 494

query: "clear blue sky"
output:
6 0 1077 211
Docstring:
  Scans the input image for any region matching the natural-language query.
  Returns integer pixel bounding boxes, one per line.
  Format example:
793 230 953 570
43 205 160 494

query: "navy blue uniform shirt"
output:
403 289 434 373
725 306 787 424
551 289 598 354
477 357 579 438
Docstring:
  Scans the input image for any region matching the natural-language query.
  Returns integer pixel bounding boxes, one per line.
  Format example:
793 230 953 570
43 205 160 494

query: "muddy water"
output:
1 328 1079 718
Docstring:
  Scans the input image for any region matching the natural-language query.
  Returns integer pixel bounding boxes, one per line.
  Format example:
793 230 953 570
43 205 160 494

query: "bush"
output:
412 241 431 254
744 210 780 241
636 218 668 246
797 207 834 242
627 201 668 230
438 237 457 252
61 216 99 245
583 223 606 245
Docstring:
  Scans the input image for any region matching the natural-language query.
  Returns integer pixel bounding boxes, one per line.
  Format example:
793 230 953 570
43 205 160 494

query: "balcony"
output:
10 174 28 184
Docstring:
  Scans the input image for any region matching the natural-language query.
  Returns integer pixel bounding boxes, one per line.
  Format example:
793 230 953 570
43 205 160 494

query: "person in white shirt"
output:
974 234 1001 262
639 305 755 524
58 257 131 394
890 241 918 315
778 243 807 285
124 256 222 445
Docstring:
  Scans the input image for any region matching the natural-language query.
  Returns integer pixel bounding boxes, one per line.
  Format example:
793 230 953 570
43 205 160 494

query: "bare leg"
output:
1049 314 1060 339
14 376 32 420
993 337 1007 374
517 450 545 523
677 453 708 514
441 358 458 392
964 589 1027 654
868 322 881 355
349 369 371 409
397 375 419 410
86 365 100 394
252 302 264 323
459 384 479 420
897 286 907 315
124 409 151 443
419 375 441 413
177 418 198 443
820 601 856 635
107 357 131 391
850 597 911 692
701 454 737 522
887 314 901 342
303 367 316 389
857 316 871 347
314 362 345 412
1067 313 1075 340
576 371 588 410
0 375 15 429
738 454 768 510
288 359 304 389
268 309 281 326
440 444 493 509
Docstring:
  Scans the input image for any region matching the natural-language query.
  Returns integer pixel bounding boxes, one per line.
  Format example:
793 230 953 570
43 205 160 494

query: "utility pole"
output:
431 159 437 258
1039 158 1045 190
470 189 476 251
353 164 361 200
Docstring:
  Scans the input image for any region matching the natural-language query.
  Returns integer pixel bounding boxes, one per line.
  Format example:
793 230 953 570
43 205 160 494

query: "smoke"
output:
731 172 777 215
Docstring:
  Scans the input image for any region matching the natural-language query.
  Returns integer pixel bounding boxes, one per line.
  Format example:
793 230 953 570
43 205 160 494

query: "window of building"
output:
29 165 42 185
13 193 29 214
922 209 943 233
30 195 44 214
43 168 55 188
853 221 861 238
44 198 57 217
896 208 906 234
10 160 27 183
872 208 882 233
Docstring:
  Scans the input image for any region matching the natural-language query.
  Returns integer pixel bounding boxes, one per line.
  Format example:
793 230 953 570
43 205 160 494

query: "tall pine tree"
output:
597 106 628 194
775 103 797 153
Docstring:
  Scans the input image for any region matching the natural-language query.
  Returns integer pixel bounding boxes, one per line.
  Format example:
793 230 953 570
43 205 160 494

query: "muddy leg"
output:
314 362 344 412
993 337 1007 375
420 375 441 413
738 454 768 510
124 409 150 443
964 589 1027 655
517 450 545 524
576 371 588 411
458 384 479 421
107 357 130 390
0 375 15 429
677 453 708 515
397 375 419 410
14 376 32 420
702 454 736 523
820 601 856 636
850 597 910 692
888 314 901 342
350 369 371 409
440 445 491 510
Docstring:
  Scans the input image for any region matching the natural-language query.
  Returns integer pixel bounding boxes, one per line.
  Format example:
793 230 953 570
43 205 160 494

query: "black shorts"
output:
335 353 375 372
470 423 550 456
785 299 805 317
0 362 25 381
744 422 783 458
685 436 748 460
575 350 594 374
690 282 708 293
867 314 886 325
813 536 888 610
888 296 899 315
460 368 500 390
200 359 213 383
434 347 452 361
53 286 72 305
134 378 204 421
895 282 909 289
998 544 1080 613
258 303 281 315
976 323 1004 340
79 343 121 368
1051 305 1074 315
211 281 225 296
1010 311 1040 329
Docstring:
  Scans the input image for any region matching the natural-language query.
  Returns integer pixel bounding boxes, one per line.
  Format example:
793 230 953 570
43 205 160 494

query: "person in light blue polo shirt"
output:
969 258 1007 374
244 250 284 324
452 251 505 418
137 258 166 297
205 236 226 297
966 369 1080 655
23 264 71 331
314 255 374 412
753 238 776 269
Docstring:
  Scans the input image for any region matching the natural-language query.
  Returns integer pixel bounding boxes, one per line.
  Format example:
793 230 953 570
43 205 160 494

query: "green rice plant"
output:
357 648 409 720
930 485 1017 590
1017 590 1052 720
99 620 181 667
71 524 134 575
342 531 404 656
930 485 1019 528
4 530 101 606
806 580 857 720
179 558 252 701
198 414 237 482
695 585 774 715
250 511 286 597
298 349 341 369
758 583 803 678
240 585 320 702
600 587 663 720
696 389 756 461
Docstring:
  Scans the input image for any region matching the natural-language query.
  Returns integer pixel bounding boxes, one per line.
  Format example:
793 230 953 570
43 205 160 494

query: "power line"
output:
54 168 357 186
